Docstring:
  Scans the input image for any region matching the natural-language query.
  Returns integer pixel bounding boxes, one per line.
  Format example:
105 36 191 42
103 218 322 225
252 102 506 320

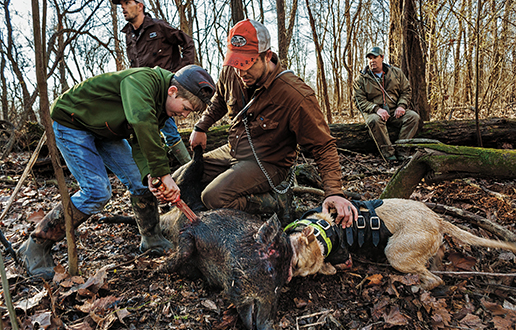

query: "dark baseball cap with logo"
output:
223 19 271 71
366 46 384 58
173 65 215 106
112 0 145 5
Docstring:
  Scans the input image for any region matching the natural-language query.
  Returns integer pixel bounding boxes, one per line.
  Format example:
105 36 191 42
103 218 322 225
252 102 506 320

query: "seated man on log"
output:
184 19 357 226
353 46 420 161
17 65 215 280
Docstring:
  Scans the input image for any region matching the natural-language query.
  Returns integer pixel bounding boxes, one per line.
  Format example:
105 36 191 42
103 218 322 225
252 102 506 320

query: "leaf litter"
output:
1 150 516 329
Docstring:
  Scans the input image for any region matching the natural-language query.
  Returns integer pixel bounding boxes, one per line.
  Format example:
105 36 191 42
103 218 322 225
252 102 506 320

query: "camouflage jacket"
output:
353 63 412 114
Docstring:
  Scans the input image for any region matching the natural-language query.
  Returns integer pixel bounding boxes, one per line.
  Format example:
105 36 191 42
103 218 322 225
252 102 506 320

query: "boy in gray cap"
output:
353 46 420 161
17 65 215 280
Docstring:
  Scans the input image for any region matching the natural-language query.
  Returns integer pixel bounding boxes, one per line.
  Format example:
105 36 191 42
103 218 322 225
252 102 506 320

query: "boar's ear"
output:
302 226 315 243
255 213 282 246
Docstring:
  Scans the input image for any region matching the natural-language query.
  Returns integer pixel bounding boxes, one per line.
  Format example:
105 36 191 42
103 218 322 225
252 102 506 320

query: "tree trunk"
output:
305 0 332 124
380 144 516 199
31 0 78 276
403 0 430 122
186 118 516 154
276 0 287 65
0 45 7 121
388 0 403 67
110 0 125 71
231 0 245 25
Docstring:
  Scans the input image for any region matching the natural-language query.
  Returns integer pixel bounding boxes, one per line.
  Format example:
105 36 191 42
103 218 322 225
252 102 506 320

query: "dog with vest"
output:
286 198 516 290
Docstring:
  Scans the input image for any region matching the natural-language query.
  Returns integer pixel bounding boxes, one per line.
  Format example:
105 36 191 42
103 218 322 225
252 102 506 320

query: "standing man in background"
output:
113 0 196 164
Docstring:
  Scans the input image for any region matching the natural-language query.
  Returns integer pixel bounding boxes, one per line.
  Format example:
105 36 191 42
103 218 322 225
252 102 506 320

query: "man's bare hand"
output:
322 195 357 228
189 131 207 150
377 108 390 121
394 106 405 119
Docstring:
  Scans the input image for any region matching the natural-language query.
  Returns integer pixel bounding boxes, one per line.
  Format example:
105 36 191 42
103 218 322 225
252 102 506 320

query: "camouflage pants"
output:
365 109 420 157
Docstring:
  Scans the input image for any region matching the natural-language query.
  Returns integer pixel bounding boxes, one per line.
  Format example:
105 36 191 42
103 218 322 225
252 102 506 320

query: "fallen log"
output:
380 143 516 199
180 118 516 154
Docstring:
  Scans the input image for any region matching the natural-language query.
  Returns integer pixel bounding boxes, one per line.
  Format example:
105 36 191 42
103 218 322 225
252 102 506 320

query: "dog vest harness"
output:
348 200 384 247
286 200 393 264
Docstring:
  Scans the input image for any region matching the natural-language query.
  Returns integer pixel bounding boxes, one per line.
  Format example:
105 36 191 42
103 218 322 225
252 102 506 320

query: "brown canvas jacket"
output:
122 14 195 72
195 53 343 197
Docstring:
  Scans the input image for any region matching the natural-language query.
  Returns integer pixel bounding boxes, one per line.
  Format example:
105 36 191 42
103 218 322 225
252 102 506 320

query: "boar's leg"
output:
156 230 196 274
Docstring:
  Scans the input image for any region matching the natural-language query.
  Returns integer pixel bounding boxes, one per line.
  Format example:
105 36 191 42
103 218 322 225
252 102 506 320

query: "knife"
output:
151 178 199 222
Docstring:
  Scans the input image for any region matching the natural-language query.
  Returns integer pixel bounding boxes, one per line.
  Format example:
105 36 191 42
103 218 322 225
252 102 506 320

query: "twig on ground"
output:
0 134 46 223
296 309 333 330
425 202 516 242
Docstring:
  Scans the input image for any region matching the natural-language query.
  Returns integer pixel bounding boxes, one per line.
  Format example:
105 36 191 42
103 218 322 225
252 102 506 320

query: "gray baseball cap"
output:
174 65 215 106
112 0 145 5
366 47 384 57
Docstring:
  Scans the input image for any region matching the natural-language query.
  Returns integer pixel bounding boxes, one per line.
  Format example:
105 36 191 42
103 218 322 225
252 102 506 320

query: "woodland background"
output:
1 1 516 329
1 0 515 133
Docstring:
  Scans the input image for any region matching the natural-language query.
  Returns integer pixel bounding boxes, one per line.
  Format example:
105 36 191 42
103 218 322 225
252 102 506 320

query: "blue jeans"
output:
53 121 149 215
161 117 181 146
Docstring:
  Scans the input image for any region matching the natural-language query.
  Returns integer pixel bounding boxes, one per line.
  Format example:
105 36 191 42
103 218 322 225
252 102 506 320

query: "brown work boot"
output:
131 193 173 255
17 202 89 280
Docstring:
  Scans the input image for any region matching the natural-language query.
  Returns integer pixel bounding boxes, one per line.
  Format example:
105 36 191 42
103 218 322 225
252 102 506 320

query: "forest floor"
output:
1 130 516 329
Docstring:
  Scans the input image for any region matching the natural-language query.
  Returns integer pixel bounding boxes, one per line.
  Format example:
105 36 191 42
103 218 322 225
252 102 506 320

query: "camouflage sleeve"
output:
353 76 379 114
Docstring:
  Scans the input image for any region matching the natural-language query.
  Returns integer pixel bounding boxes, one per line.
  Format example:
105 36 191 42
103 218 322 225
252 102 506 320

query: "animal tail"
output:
440 220 516 253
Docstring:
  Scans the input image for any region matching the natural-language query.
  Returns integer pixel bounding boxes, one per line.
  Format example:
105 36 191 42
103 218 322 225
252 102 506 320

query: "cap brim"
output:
223 49 259 71
112 0 121 4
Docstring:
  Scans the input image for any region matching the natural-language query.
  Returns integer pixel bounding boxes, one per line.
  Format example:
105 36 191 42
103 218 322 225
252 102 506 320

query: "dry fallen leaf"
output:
459 313 486 329
15 288 48 312
294 297 308 308
201 299 218 311
366 273 383 286
448 252 477 271
30 310 52 329
482 299 507 316
384 305 408 326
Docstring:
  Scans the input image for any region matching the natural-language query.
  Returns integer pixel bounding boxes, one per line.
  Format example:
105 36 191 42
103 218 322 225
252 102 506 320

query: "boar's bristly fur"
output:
157 146 294 330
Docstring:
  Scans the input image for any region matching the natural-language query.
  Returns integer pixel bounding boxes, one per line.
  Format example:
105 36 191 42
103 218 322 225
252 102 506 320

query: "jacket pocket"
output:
248 116 278 144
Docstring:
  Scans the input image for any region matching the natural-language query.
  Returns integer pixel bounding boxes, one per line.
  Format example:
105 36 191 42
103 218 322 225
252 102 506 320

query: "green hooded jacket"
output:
353 63 412 114
50 66 173 183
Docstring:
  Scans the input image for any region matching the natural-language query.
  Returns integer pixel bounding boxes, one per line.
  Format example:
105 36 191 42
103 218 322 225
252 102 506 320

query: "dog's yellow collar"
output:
284 219 333 257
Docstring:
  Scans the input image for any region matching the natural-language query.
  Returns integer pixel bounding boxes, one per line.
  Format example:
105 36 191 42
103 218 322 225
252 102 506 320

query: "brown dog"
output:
288 198 516 290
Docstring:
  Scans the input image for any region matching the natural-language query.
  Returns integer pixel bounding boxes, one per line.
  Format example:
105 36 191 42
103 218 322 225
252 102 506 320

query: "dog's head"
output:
288 213 338 277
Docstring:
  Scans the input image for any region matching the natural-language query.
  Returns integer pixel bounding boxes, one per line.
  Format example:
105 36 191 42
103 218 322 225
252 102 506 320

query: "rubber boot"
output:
16 202 89 280
274 183 293 226
245 192 278 217
168 140 192 165
245 183 293 226
131 193 173 255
